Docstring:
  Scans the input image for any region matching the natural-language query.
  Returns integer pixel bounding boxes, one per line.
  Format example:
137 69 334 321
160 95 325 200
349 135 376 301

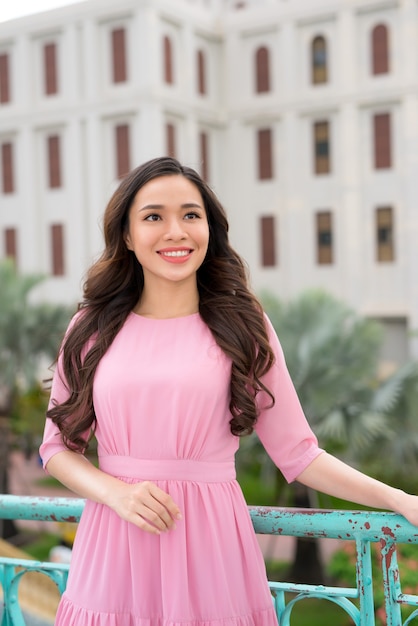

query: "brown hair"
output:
47 157 275 450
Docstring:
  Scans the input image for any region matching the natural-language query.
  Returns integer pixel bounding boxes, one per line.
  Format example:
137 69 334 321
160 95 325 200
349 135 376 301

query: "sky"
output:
0 0 83 23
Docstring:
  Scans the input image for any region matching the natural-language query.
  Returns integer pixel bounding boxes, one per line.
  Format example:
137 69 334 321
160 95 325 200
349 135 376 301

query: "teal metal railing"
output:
1 495 418 625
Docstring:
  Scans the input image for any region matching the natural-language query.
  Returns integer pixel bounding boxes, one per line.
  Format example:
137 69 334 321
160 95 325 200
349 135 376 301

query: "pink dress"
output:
40 312 323 626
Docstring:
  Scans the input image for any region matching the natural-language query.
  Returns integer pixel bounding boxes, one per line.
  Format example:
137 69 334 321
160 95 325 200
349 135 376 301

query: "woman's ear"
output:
124 232 133 251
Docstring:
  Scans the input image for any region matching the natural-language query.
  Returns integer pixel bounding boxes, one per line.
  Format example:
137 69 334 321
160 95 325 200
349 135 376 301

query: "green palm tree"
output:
0 259 72 538
360 360 418 487
261 290 386 457
239 290 409 583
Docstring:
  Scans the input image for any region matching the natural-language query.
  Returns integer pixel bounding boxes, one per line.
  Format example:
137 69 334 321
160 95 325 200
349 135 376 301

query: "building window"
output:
47 135 62 188
1 142 14 194
311 36 327 85
199 131 209 181
0 53 10 104
197 49 206 95
316 211 333 264
314 121 330 175
373 113 391 169
111 27 127 83
255 46 270 93
115 124 130 179
163 36 174 84
51 223 65 276
43 42 58 95
257 128 273 180
166 123 176 158
260 216 276 267
4 228 17 263
376 206 394 262
371 24 389 75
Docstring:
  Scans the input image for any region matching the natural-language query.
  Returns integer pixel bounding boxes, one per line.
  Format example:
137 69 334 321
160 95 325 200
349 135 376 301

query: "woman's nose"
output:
163 218 187 240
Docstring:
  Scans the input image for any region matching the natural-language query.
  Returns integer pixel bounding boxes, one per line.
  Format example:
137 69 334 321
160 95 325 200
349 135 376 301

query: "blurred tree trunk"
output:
286 482 327 584
0 415 18 539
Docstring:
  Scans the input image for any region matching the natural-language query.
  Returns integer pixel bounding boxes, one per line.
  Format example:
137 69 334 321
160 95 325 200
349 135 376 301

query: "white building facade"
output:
0 0 417 364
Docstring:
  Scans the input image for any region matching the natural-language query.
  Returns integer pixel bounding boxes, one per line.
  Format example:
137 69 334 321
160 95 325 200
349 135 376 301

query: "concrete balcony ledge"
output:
1 495 418 625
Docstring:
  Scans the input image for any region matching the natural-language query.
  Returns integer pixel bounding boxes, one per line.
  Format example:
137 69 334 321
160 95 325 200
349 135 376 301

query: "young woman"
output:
41 156 418 626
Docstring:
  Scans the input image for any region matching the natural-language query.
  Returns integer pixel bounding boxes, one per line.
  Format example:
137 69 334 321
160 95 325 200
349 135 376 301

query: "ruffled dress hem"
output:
56 596 279 626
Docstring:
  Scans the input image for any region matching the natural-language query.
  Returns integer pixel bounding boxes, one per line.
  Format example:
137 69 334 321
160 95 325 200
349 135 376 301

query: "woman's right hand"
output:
45 452 182 535
108 480 182 534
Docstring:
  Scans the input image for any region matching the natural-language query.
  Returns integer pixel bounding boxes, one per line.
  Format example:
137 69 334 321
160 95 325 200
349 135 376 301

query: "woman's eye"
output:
144 214 161 222
184 212 200 220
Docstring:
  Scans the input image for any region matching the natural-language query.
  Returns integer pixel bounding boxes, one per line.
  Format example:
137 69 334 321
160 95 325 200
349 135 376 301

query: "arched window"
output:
255 46 270 93
311 36 327 85
163 35 174 84
197 49 206 95
371 24 389 75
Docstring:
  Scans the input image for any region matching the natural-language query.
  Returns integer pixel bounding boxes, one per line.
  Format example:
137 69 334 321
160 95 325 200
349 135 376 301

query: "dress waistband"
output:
98 456 236 482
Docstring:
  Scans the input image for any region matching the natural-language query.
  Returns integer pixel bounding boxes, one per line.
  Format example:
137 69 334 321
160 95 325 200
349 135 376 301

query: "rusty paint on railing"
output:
1 495 418 625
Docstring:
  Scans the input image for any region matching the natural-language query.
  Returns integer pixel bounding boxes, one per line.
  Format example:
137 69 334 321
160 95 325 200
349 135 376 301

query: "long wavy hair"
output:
47 156 275 451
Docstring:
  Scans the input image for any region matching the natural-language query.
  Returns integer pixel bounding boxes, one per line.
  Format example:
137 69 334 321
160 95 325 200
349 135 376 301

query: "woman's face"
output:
125 174 209 289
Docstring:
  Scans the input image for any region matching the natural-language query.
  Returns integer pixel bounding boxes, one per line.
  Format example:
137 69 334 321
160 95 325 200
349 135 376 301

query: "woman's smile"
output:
157 247 194 262
125 175 209 287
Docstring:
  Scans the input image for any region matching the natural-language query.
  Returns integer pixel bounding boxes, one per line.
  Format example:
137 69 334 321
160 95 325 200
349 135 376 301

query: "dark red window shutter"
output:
372 24 389 75
199 131 209 181
166 123 176 158
260 216 276 266
163 36 173 84
0 53 10 104
257 128 273 180
51 223 65 276
111 28 127 83
5 228 17 263
47 135 62 188
255 46 270 93
115 124 130 179
44 43 58 95
197 49 206 95
1 142 14 194
374 113 391 169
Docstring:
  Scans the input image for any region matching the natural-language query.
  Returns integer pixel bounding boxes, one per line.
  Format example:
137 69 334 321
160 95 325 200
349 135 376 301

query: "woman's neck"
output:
134 283 199 319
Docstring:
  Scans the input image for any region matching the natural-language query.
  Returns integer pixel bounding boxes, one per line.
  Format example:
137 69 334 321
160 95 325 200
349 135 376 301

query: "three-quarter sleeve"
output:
39 346 72 468
254 314 324 483
39 311 88 469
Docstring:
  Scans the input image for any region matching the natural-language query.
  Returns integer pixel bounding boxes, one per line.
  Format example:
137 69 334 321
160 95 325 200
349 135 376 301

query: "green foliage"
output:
364 361 418 478
10 384 49 442
238 289 418 516
23 531 61 561
328 542 418 625
260 289 418 474
0 258 73 414
261 289 386 456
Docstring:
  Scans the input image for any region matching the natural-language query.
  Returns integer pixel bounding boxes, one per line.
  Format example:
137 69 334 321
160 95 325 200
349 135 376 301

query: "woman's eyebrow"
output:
138 202 203 212
138 204 164 212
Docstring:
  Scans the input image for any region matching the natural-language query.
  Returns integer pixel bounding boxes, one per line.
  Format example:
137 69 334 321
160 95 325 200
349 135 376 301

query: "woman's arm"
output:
46 451 182 535
296 452 418 526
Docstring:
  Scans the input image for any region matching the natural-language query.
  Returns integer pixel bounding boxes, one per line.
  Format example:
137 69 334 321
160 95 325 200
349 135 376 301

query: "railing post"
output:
380 531 402 626
1 563 25 626
356 538 375 626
